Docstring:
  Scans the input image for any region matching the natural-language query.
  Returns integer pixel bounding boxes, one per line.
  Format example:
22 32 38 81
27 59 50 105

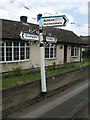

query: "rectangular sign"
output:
24 33 39 41
46 36 57 43
42 15 68 27
20 31 39 41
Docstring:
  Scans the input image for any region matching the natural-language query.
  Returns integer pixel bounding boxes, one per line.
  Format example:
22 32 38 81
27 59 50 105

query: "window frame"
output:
45 44 57 59
71 46 79 57
6 42 12 61
0 42 4 62
0 41 30 63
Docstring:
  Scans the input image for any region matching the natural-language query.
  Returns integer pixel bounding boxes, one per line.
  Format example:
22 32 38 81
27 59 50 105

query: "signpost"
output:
20 14 68 97
38 14 47 97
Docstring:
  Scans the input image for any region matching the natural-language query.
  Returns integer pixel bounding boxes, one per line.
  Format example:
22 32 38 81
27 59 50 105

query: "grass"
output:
2 72 41 89
2 58 90 89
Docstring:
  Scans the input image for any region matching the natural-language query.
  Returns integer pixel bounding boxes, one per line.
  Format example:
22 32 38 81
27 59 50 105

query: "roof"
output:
80 36 90 45
46 28 83 45
0 18 84 45
1 19 38 40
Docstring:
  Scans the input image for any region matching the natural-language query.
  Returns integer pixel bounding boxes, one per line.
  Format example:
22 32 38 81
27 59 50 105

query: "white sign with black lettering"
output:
20 31 39 41
42 15 68 27
46 36 57 43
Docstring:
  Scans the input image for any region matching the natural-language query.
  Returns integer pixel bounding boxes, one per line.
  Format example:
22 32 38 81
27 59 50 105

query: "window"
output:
71 46 79 57
6 42 12 61
26 43 29 59
14 42 19 60
45 44 56 59
0 41 30 62
0 42 4 61
45 45 49 58
20 42 25 60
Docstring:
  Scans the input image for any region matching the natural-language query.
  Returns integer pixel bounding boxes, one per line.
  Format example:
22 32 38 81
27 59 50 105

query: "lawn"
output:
2 58 90 89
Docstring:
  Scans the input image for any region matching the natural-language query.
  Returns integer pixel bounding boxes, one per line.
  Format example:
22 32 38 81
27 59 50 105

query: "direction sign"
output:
20 31 39 41
42 15 68 27
46 36 57 43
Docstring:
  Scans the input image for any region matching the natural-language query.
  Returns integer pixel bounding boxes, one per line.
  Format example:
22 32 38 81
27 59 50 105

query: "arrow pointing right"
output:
42 15 69 27
63 15 69 26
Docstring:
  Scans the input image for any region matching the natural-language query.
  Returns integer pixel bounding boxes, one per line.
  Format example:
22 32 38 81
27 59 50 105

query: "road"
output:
7 79 88 119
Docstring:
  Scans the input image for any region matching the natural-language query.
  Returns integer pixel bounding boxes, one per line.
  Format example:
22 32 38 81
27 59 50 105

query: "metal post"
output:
37 14 47 97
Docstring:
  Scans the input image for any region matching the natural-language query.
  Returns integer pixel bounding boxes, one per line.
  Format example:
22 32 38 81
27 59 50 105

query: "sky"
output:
0 0 89 36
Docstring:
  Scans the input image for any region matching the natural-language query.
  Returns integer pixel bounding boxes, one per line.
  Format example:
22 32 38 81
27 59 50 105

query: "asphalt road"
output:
72 103 88 118
7 79 88 119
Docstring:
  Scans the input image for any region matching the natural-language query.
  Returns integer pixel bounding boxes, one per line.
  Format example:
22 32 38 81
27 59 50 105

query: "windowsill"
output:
45 57 57 60
71 56 79 58
0 59 31 64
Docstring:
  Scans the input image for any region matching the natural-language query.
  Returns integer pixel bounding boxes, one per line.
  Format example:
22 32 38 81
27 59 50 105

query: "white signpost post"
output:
20 14 68 97
37 14 68 97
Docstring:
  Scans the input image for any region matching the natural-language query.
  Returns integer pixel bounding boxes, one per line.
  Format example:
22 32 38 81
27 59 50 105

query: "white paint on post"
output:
40 46 46 92
38 14 47 94
39 33 43 43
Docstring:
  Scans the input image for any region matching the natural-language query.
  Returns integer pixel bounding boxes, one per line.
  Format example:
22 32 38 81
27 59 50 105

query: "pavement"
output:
6 79 88 119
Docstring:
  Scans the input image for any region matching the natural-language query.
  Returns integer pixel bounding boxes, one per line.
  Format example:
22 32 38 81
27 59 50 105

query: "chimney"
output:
20 16 28 23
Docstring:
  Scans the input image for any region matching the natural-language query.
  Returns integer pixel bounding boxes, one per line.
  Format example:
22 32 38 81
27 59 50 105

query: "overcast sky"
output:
0 0 89 36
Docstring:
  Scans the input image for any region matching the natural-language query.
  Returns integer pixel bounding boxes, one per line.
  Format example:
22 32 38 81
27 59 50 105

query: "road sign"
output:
42 15 68 27
20 31 39 41
46 36 57 43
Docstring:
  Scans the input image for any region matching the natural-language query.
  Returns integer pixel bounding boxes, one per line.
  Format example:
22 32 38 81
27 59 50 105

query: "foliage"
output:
12 66 22 76
82 51 90 58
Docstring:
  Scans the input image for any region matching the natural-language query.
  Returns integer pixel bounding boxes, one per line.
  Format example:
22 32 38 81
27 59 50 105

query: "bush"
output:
82 51 90 58
13 67 22 76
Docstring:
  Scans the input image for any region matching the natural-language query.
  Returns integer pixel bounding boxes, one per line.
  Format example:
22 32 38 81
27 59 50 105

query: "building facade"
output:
0 16 84 73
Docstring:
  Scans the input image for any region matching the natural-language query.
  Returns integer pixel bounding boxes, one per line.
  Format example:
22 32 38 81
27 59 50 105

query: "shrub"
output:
82 51 90 58
13 67 22 76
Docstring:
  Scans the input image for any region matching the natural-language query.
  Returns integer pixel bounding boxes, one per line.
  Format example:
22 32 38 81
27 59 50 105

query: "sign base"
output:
41 92 47 98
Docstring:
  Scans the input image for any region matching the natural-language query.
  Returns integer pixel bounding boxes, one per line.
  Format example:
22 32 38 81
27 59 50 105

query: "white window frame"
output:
26 43 30 60
20 42 25 60
45 44 57 59
0 41 30 63
6 42 12 62
13 42 20 61
71 46 79 57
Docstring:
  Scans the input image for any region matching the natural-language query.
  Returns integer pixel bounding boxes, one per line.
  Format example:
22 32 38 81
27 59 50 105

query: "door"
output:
64 45 67 63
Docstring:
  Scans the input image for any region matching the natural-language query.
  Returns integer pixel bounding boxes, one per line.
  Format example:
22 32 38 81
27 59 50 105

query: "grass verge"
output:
2 58 90 89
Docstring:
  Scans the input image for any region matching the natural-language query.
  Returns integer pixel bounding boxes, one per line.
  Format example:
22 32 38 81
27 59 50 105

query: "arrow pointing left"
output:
20 31 39 41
